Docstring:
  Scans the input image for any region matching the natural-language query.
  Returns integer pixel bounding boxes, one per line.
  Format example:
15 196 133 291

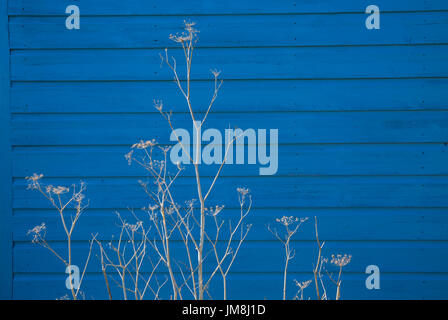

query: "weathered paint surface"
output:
2 1 448 299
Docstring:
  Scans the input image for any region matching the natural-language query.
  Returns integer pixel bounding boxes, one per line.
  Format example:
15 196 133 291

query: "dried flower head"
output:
143 204 159 221
132 139 157 149
25 173 44 190
186 199 197 209
50 186 69 195
74 192 85 203
276 216 308 227
165 206 175 216
206 204 225 216
124 221 143 232
27 222 46 243
169 20 199 43
125 150 134 165
294 279 312 290
237 187 250 196
331 254 352 267
45 185 53 194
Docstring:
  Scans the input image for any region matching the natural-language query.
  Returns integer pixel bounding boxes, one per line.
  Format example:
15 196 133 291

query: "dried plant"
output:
124 139 252 300
25 21 252 301
204 187 252 299
24 21 352 301
143 20 250 300
89 20 251 300
26 173 95 300
293 279 312 300
269 216 352 300
313 216 326 300
93 212 169 300
328 254 352 300
268 216 308 300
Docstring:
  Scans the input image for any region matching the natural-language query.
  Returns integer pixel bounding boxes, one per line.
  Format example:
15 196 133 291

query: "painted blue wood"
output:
9 12 448 49
8 0 448 15
13 208 448 241
12 272 448 300
0 0 12 300
12 176 448 209
11 144 448 177
9 79 448 113
5 0 448 299
11 111 448 145
13 240 448 273
11 46 448 81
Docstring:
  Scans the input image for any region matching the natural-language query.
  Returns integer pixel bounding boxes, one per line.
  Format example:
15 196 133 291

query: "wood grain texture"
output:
8 0 448 15
11 46 448 81
6 0 448 299
11 144 448 177
10 79 448 113
9 12 448 49
13 208 448 241
12 272 448 300
13 176 448 209
13 240 448 273
11 111 448 145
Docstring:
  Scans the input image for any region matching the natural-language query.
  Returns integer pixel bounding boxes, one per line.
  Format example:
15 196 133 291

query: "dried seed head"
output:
237 187 250 196
125 150 134 165
331 254 352 267
132 139 157 149
51 186 69 195
25 173 44 190
27 222 46 243
294 279 312 290
206 204 225 216
276 216 308 227
186 199 196 208
169 20 199 43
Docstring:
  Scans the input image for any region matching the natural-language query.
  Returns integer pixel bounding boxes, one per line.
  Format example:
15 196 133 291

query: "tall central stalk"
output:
194 164 206 299
192 119 206 299
162 22 231 299
183 31 207 300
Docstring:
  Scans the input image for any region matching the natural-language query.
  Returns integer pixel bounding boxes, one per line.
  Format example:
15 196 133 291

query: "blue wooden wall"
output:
1 0 448 299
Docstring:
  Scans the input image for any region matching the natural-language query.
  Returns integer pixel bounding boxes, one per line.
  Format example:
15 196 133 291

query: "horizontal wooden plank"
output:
14 208 448 241
9 0 448 15
14 240 448 274
13 272 448 300
10 12 448 49
8 0 448 302
13 176 448 209
12 144 448 177
10 79 448 113
11 111 448 145
11 46 448 81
